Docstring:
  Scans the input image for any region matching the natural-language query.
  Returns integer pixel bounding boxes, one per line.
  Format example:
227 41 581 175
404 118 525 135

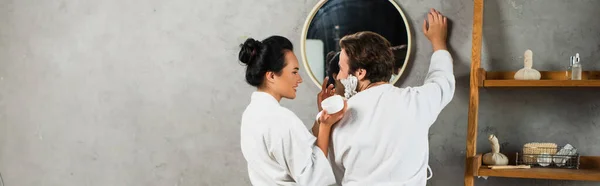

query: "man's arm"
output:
415 8 456 126
416 50 455 123
423 8 448 52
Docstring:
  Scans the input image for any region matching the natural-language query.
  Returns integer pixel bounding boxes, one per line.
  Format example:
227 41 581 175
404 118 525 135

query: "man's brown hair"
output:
339 31 394 83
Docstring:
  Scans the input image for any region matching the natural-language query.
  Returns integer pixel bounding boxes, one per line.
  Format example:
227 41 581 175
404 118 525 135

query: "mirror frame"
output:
300 0 413 88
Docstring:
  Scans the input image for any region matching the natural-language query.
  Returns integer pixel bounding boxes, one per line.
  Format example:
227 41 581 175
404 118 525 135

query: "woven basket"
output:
522 142 558 164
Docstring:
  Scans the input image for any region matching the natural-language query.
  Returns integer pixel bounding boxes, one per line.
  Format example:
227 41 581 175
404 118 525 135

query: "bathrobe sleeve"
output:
413 50 456 126
269 113 336 186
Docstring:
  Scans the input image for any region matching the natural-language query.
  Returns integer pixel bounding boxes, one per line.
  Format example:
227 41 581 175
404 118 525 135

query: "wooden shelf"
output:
479 70 600 87
478 167 600 181
484 80 600 87
472 154 600 181
464 0 600 185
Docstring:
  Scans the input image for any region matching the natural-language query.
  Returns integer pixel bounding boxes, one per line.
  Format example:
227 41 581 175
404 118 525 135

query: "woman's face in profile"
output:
272 50 303 99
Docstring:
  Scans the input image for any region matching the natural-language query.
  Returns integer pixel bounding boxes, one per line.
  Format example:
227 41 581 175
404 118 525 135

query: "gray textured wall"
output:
0 0 598 185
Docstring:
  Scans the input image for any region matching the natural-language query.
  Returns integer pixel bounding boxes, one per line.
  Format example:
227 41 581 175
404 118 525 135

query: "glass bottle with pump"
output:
566 56 573 80
571 53 582 80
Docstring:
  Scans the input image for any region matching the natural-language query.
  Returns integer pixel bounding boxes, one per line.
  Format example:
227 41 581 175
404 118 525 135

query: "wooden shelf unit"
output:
478 168 600 181
471 155 600 182
464 0 600 185
481 70 600 87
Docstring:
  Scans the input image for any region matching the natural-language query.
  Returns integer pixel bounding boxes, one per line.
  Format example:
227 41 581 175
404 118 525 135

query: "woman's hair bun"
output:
238 38 263 65
237 35 293 87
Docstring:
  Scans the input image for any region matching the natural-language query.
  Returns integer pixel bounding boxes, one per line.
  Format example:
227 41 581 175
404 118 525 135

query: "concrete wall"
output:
0 0 598 185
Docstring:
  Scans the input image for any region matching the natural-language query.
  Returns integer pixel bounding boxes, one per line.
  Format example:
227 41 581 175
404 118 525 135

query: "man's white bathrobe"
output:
240 92 336 185
328 50 455 185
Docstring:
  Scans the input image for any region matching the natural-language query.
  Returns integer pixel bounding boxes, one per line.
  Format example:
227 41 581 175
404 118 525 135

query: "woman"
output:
238 35 346 185
325 51 344 95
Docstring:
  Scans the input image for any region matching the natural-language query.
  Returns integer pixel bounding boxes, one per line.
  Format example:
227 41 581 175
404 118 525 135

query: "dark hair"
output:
325 51 336 64
238 36 294 87
339 31 393 82
391 45 408 74
326 51 340 86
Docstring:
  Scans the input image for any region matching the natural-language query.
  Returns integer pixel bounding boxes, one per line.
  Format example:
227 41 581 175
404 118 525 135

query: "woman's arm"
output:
311 120 320 136
269 120 336 185
268 107 346 185
316 123 331 156
314 101 347 157
314 77 337 137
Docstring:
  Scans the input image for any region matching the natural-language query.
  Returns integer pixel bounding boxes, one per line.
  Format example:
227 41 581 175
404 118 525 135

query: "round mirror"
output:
301 0 412 88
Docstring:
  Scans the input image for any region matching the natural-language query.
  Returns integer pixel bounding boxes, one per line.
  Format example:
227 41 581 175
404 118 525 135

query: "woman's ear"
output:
265 71 276 83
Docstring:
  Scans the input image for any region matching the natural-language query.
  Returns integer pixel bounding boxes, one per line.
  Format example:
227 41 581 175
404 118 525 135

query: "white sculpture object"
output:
514 49 541 80
483 134 509 165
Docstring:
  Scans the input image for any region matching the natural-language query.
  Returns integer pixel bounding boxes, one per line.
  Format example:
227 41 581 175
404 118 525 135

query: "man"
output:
315 9 455 185
326 45 407 95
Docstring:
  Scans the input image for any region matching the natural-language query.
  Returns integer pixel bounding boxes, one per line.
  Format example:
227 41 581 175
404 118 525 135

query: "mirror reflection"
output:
302 0 411 87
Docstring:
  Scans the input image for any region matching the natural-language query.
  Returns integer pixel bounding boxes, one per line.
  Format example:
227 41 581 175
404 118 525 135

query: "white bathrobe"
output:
240 92 336 186
328 50 455 185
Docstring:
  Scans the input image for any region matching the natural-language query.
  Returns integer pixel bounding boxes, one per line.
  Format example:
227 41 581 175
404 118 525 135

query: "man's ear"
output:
356 69 367 81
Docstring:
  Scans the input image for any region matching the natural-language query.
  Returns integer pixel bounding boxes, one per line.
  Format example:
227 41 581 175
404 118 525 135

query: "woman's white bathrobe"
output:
327 50 455 186
240 92 336 186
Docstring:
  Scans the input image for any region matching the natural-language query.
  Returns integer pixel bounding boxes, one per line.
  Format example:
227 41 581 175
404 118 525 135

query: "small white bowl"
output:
537 153 552 167
321 95 344 114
